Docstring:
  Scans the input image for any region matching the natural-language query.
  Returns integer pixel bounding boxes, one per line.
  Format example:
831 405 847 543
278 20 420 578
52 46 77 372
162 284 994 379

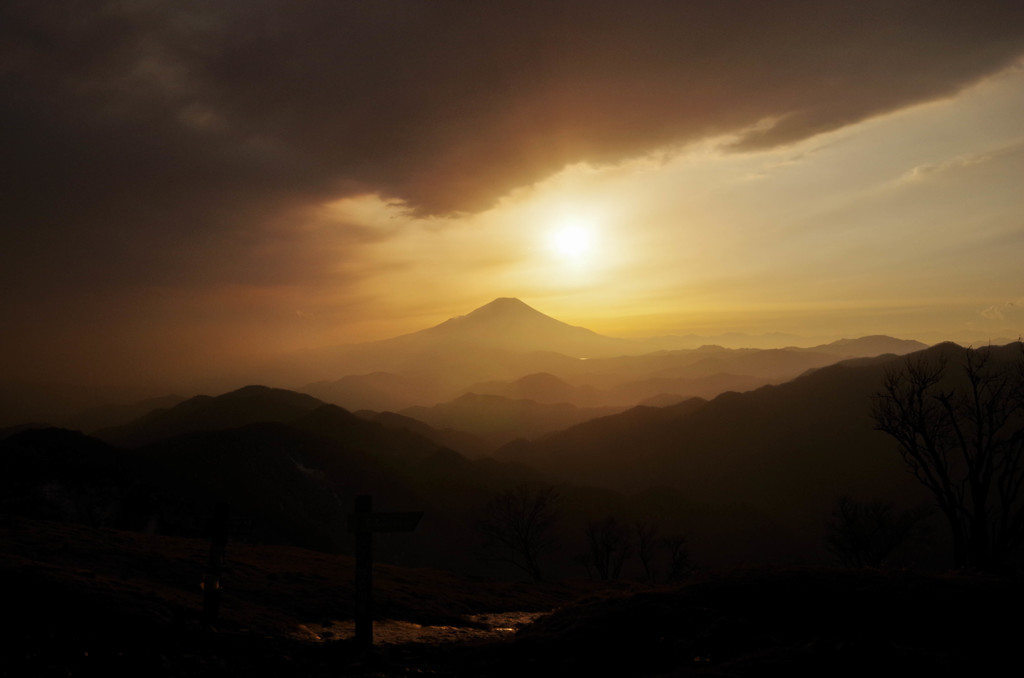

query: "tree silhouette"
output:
824 495 931 568
634 520 660 582
582 515 632 580
661 533 692 581
477 484 560 582
872 344 1024 570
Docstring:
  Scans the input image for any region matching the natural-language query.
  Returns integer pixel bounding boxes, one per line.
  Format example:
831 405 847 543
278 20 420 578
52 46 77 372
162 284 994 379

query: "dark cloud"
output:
2 1 1023 293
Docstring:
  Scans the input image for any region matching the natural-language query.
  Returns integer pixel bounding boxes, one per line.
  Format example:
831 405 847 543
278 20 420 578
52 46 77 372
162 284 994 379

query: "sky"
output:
3 0 1024 404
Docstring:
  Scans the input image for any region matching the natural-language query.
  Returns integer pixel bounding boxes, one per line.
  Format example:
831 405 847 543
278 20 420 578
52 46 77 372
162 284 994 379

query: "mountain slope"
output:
3 390 548 571
509 341 1021 516
95 385 325 447
401 393 626 447
283 298 930 413
409 297 640 357
498 349 966 551
804 335 929 357
287 298 640 387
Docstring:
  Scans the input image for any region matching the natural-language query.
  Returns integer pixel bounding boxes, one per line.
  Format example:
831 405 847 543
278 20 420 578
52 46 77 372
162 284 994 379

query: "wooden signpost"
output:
202 502 229 625
348 495 423 648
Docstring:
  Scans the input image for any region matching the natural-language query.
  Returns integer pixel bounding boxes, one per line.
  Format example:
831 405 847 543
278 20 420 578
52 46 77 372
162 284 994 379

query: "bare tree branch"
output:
476 484 560 582
872 343 1024 570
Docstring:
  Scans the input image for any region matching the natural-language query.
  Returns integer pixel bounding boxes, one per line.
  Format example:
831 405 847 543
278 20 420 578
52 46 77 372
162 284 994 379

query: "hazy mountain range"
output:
299 298 927 443
0 298 928 430
6 298 988 572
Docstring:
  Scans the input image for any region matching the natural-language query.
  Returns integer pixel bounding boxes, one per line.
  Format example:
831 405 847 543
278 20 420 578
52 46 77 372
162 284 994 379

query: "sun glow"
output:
547 216 597 263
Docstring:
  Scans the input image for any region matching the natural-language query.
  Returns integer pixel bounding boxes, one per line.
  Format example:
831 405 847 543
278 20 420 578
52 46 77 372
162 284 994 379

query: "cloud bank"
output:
4 1 1023 224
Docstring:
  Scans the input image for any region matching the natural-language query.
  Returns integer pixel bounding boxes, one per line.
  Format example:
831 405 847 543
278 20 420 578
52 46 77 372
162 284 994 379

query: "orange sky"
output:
2 1 1024 405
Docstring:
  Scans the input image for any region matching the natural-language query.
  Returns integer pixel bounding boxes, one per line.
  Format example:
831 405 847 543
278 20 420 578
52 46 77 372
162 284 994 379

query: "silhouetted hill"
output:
0 427 164 530
0 422 53 441
4 387 559 572
610 372 773 404
805 335 929 357
548 344 893 395
279 298 932 415
401 393 627 447
95 385 325 447
463 372 605 405
499 354 948 561
140 423 360 551
501 341 1024 564
420 341 925 410
300 346 588 410
302 339 925 414
356 410 492 458
649 347 845 379
288 403 454 470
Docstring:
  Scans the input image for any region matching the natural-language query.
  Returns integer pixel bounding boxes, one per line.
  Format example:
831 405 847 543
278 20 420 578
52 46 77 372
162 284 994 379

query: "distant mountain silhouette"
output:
269 298 936 416
584 346 861 383
500 355 901 497
803 335 928 357
299 324 928 414
17 342 1011 569
95 385 324 447
407 297 641 356
287 298 641 389
464 372 606 406
4 387 548 570
0 422 53 442
613 373 772 403
504 341 1017 523
400 392 626 447
355 410 492 458
496 347 972 562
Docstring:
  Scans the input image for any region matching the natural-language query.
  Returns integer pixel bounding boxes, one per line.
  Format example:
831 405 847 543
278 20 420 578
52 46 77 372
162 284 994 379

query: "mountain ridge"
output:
293 298 930 414
373 297 644 358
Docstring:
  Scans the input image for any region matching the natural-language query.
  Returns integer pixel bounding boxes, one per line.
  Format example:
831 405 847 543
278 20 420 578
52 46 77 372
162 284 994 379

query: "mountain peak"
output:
407 297 639 358
485 296 527 307
464 297 537 318
437 297 576 334
325 298 644 373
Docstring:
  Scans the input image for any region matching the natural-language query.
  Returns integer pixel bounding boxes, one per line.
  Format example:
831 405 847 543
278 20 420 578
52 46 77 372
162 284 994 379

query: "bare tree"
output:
824 495 931 568
582 515 632 580
635 520 660 582
872 344 1024 570
661 533 692 582
477 484 560 582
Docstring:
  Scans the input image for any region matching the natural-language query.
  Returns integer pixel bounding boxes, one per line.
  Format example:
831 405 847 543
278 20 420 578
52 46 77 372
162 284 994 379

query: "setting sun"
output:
547 217 597 263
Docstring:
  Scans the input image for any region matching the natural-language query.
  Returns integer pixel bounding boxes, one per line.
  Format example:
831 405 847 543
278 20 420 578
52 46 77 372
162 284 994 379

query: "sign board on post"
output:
348 510 424 534
349 495 423 648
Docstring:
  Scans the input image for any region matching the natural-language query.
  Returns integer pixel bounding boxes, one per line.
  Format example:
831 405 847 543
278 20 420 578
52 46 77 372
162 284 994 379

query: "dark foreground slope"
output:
0 516 599 677
2 517 1018 677
508 567 1023 677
